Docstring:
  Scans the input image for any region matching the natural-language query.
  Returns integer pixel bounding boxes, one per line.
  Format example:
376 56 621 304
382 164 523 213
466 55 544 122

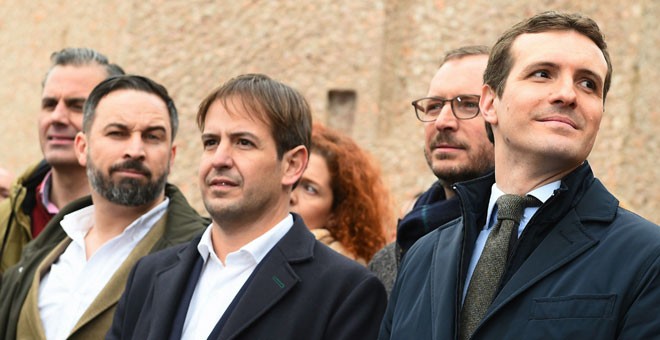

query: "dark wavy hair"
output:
312 124 391 261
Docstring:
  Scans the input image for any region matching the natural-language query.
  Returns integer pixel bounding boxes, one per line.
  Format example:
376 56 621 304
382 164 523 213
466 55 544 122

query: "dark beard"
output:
87 158 168 207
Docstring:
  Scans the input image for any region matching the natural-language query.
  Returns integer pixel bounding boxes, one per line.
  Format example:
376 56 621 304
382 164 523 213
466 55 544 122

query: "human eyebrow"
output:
575 69 604 93
144 126 167 135
64 98 86 107
41 97 58 109
520 62 558 77
103 123 129 132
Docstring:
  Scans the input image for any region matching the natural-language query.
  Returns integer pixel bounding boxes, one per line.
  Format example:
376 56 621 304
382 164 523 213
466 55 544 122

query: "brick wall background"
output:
1 0 657 223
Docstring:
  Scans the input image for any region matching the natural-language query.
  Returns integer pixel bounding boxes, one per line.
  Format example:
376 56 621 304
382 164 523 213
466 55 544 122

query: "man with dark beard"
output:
0 75 207 339
369 46 494 296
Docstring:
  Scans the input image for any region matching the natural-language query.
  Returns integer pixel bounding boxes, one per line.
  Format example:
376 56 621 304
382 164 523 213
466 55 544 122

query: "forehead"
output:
93 89 171 130
43 64 107 97
305 152 332 180
427 55 488 97
204 97 273 137
509 30 608 78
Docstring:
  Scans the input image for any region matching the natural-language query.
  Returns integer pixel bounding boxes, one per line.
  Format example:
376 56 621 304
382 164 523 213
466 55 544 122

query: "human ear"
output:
480 84 498 126
281 145 308 188
74 132 88 167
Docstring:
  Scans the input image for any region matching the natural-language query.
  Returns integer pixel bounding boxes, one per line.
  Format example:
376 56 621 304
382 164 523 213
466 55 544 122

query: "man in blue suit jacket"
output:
108 74 387 339
380 11 660 339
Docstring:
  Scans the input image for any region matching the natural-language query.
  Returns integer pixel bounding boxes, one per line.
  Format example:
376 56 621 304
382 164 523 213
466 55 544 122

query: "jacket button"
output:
18 266 23 273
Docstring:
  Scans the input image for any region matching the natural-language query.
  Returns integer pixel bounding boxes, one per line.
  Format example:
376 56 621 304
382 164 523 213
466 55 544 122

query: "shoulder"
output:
368 242 399 296
369 242 398 272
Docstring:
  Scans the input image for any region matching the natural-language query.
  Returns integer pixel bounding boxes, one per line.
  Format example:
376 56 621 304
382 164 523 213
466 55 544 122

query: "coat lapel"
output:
146 237 201 339
16 238 71 339
484 210 596 319
68 215 167 336
219 218 314 339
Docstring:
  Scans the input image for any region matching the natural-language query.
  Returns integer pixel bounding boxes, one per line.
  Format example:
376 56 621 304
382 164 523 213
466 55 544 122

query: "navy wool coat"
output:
108 214 387 340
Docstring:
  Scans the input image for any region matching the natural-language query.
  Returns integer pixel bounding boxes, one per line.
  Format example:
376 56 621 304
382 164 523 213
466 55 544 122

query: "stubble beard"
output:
424 144 494 187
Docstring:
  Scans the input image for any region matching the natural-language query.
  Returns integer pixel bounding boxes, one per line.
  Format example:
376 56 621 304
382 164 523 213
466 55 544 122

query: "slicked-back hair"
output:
196 73 312 159
82 75 179 140
484 11 612 101
43 47 125 86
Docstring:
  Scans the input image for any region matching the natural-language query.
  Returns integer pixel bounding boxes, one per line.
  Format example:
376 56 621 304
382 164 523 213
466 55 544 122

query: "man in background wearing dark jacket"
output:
0 48 124 273
369 46 494 296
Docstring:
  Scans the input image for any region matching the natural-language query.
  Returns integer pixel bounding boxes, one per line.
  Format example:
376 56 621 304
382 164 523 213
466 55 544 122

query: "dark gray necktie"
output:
459 194 541 340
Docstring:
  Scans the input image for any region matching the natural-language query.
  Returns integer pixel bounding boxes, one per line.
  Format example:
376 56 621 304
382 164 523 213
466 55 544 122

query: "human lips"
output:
207 177 239 188
432 142 464 151
538 115 578 129
46 133 76 143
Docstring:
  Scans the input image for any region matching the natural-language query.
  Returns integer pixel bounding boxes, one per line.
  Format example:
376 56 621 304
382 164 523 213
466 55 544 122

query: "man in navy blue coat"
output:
380 11 660 339
108 74 387 340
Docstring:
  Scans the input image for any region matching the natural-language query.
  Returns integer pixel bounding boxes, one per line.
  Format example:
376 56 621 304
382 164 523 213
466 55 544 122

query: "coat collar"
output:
464 162 620 335
150 213 316 339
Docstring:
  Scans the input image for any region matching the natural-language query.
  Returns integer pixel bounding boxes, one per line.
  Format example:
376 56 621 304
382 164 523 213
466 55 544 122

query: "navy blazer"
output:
108 214 387 340
380 164 660 339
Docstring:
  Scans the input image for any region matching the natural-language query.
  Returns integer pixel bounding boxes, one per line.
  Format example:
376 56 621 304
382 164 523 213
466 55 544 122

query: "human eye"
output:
68 100 85 113
202 137 218 150
145 132 165 143
302 182 318 195
531 70 551 79
456 97 479 109
41 99 57 111
578 78 597 91
236 138 255 148
106 130 125 138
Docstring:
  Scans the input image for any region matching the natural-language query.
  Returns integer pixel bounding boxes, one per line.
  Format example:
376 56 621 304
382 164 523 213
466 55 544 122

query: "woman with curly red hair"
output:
290 123 393 264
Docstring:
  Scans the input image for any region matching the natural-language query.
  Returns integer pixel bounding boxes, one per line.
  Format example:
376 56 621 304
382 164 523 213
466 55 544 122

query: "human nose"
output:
124 134 146 160
433 101 458 131
50 101 71 124
550 77 578 108
290 189 299 206
210 142 234 169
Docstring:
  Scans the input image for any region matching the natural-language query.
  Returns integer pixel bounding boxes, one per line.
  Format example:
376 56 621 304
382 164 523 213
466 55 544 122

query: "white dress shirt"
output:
181 214 293 340
38 198 169 340
462 181 560 303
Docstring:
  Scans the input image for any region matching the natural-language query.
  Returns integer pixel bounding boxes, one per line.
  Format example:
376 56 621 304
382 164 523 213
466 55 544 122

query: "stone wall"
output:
0 0 657 223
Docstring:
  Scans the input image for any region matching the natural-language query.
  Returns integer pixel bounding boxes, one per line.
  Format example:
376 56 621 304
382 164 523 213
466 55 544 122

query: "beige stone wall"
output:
0 0 657 223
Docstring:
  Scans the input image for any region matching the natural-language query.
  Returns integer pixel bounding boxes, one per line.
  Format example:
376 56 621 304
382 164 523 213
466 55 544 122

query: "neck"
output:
49 165 90 209
442 184 456 199
84 192 164 259
210 200 289 264
493 148 577 195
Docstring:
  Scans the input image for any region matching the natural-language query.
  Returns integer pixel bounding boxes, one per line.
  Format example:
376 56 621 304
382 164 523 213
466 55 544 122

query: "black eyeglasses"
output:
412 95 481 122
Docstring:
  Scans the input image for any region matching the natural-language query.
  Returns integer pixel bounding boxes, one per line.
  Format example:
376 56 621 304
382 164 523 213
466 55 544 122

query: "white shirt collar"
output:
197 213 294 266
60 197 170 248
485 181 560 231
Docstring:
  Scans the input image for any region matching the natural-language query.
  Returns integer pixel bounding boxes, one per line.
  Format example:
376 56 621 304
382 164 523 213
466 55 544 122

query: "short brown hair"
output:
484 11 612 100
439 45 490 68
196 74 312 158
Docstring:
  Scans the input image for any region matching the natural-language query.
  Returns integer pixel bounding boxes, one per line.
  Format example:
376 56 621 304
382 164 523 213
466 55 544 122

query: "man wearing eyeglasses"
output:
369 46 494 296
380 11 660 339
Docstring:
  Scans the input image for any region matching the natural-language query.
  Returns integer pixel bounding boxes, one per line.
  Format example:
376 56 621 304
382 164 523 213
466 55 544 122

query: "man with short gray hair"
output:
0 48 124 273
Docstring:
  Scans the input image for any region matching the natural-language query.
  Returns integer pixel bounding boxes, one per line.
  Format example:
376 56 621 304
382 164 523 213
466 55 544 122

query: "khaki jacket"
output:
0 184 208 340
0 161 50 273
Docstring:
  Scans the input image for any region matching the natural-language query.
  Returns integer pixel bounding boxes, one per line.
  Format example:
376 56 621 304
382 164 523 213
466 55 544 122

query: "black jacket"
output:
108 214 387 340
